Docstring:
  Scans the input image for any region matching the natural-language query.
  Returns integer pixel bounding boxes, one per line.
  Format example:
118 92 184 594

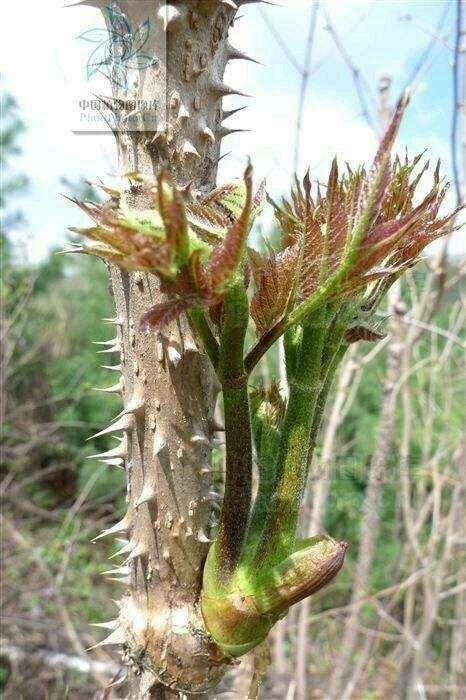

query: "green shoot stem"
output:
188 307 220 369
284 325 302 382
308 339 348 459
253 307 327 570
245 422 281 552
215 281 252 579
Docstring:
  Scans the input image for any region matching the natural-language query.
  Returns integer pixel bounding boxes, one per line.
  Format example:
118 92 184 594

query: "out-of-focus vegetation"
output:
1 90 464 699
1 239 127 697
1 91 126 697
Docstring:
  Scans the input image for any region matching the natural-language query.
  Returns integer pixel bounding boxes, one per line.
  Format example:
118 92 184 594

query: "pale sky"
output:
1 0 464 259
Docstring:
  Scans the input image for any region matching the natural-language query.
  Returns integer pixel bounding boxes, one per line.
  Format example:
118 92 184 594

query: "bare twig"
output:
0 641 121 678
258 7 303 74
400 1 451 93
322 9 377 133
452 0 465 205
293 1 320 173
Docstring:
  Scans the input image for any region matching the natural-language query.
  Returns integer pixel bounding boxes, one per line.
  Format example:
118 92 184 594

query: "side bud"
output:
201 535 347 658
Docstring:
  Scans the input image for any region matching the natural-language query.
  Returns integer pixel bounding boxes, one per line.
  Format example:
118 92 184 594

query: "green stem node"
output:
201 535 347 657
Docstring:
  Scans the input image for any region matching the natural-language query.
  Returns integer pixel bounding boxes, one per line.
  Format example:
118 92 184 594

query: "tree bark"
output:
77 1 258 696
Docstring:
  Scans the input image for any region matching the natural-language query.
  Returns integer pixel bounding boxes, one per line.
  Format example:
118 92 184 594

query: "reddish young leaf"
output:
139 296 201 330
200 181 239 206
188 249 215 300
299 209 324 299
356 92 409 223
252 178 267 218
247 247 266 287
345 326 386 344
128 232 174 275
205 163 253 294
397 204 464 265
157 172 189 260
186 203 231 241
325 159 349 273
250 243 301 336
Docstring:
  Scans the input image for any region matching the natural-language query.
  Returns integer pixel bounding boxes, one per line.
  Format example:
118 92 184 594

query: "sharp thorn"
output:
135 484 156 508
190 432 210 445
114 538 129 546
222 106 247 122
122 107 143 122
91 377 124 394
126 542 147 561
201 491 222 502
167 345 182 365
97 343 121 354
102 317 124 326
92 514 131 542
101 566 131 577
108 670 128 689
180 140 201 161
178 181 194 200
90 619 120 631
210 81 251 98
109 539 135 560
218 126 251 139
88 436 128 461
116 392 145 419
105 575 131 585
86 627 126 650
201 126 216 143
87 415 133 441
226 42 261 64
150 125 168 145
157 4 183 31
98 457 125 469
92 337 119 347
153 434 167 456
177 104 190 122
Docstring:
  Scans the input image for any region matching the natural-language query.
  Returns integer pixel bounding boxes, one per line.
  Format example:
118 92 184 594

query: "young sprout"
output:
71 165 266 333
76 93 461 659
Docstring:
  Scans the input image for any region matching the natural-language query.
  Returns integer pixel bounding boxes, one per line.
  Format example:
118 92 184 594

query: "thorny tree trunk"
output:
76 1 260 697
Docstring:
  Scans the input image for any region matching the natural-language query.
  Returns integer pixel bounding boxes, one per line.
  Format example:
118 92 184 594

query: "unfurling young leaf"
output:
249 244 301 335
258 94 463 342
204 162 253 295
74 164 260 329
